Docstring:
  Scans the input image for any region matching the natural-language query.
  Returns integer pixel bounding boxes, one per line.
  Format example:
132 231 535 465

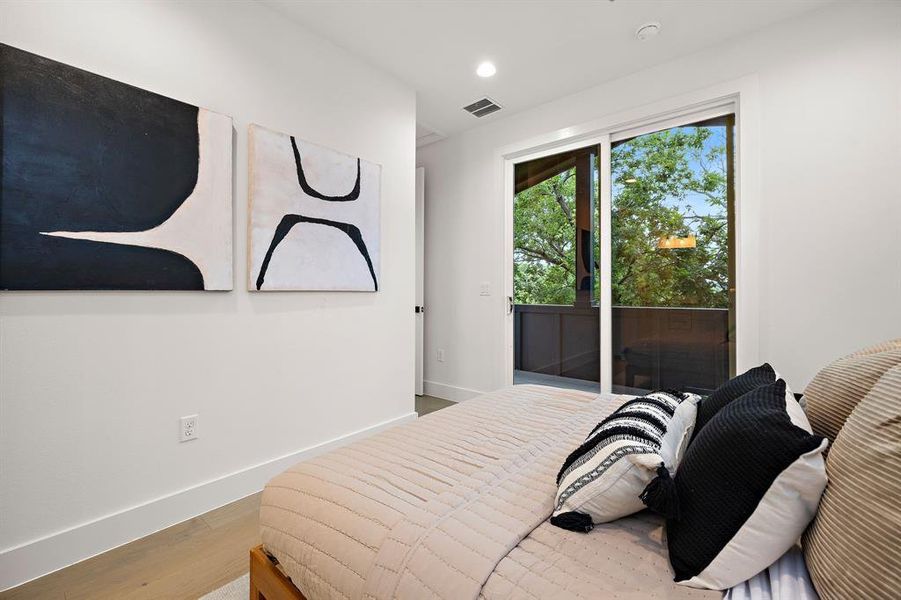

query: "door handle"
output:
507 296 514 315
414 305 424 314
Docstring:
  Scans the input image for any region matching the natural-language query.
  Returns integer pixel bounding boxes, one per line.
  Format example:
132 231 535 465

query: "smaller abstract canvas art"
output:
248 124 380 291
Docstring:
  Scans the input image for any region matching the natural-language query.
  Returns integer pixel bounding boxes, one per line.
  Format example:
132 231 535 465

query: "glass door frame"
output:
503 93 753 394
504 133 611 390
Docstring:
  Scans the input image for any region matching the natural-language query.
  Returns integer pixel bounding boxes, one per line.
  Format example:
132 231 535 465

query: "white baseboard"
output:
423 380 486 403
0 411 417 592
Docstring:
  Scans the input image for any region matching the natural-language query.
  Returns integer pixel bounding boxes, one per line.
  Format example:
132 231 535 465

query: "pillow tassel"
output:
640 464 680 520
550 511 594 533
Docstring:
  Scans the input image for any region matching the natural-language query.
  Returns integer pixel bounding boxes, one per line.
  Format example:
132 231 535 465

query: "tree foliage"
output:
513 126 729 308
611 127 729 307
513 169 576 305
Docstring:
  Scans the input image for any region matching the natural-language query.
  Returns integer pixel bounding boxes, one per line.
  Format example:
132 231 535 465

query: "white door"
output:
415 167 425 396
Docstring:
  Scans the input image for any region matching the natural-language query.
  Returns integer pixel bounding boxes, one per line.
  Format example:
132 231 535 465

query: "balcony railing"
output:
514 304 730 394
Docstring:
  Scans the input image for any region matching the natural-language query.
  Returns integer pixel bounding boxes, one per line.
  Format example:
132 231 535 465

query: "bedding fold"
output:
362 395 609 599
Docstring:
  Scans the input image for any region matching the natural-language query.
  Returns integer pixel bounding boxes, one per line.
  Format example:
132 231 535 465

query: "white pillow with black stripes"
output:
550 391 700 532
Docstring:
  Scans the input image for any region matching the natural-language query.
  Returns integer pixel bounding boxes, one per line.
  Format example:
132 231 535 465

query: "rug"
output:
199 574 247 599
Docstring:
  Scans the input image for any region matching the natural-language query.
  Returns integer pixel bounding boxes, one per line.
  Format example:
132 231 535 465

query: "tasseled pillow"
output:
551 390 699 532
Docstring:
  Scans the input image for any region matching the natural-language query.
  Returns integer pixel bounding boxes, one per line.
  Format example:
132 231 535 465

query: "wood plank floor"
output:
2 397 452 599
1 493 262 600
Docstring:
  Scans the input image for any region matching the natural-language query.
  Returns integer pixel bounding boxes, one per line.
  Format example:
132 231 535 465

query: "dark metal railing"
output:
514 304 730 394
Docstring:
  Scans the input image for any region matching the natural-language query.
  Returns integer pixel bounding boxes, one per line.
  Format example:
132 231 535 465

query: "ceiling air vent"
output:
463 97 502 118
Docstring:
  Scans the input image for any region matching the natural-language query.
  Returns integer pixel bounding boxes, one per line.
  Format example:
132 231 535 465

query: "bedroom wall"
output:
0 0 415 589
418 1 901 401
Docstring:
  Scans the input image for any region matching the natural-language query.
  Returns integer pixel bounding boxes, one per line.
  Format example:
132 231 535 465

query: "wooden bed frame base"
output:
250 545 307 600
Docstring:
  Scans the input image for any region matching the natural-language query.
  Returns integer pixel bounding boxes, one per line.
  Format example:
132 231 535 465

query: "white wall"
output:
0 0 415 588
418 1 901 400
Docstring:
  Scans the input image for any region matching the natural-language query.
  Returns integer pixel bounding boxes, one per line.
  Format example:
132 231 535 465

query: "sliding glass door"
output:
610 115 735 394
508 112 736 395
512 144 600 392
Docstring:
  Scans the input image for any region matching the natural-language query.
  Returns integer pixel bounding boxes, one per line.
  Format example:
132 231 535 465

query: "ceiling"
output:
263 0 831 142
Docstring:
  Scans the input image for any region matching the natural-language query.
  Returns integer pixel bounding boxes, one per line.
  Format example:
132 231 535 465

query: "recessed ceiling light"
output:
476 61 496 78
636 22 661 41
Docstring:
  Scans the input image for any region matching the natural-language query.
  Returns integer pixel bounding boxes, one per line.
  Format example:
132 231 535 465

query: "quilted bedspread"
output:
261 385 718 600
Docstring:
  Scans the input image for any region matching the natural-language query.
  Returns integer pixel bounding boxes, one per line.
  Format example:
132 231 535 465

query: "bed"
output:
254 385 719 599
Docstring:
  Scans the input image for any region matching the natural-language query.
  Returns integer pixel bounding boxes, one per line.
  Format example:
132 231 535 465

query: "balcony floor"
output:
513 369 600 394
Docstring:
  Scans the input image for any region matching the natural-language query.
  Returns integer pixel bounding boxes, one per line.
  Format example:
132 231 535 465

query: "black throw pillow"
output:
692 363 775 437
666 380 828 590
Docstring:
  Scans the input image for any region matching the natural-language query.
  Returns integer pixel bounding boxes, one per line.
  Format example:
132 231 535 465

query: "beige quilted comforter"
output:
261 385 718 600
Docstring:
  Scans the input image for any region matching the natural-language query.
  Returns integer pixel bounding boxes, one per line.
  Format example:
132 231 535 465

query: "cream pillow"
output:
550 391 699 532
803 339 901 441
804 364 901 599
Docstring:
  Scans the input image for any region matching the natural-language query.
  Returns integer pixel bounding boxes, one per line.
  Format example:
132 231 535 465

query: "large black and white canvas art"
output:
248 124 380 291
0 43 233 290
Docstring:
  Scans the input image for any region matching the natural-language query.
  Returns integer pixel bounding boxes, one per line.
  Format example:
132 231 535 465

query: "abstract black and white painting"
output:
0 43 233 290
248 124 380 291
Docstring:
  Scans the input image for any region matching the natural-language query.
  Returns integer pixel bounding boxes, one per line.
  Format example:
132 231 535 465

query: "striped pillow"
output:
803 339 901 442
803 364 901 599
551 391 700 532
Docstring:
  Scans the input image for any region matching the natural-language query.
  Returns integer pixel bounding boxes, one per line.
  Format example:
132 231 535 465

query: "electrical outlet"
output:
180 414 198 442
437 349 446 362
480 282 491 296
